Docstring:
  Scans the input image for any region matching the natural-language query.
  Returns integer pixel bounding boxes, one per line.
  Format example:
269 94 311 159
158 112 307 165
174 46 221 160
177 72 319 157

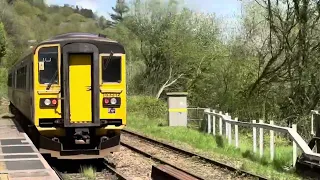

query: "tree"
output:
97 16 113 29
110 0 129 25
123 0 222 99
0 22 7 65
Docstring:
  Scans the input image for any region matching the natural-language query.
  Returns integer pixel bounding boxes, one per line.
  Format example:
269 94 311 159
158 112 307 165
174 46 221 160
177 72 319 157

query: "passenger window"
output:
16 66 27 89
38 47 58 84
7 73 12 87
101 56 121 83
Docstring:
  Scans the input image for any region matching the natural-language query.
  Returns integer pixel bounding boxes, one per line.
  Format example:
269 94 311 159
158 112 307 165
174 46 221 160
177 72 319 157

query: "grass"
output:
80 166 96 180
126 96 303 180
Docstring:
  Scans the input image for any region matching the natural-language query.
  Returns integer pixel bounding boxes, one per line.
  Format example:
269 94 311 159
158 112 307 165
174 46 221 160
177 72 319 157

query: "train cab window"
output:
102 56 121 83
38 47 58 84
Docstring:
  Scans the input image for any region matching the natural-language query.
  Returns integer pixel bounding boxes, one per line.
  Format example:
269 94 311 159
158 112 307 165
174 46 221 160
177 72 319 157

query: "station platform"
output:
0 113 60 180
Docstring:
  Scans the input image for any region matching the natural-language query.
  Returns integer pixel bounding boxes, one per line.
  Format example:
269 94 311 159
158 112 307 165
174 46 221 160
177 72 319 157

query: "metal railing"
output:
187 107 206 128
203 108 320 166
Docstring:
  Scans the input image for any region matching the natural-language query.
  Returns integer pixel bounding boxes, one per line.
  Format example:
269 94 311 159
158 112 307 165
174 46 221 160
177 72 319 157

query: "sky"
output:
45 0 243 19
45 0 243 37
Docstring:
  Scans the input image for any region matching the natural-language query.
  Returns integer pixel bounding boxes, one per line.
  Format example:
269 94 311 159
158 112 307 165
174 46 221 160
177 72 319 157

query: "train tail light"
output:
52 99 57 105
40 98 58 108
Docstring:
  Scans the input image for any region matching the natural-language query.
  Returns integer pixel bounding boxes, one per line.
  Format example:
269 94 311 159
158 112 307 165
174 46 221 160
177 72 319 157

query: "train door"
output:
68 54 93 123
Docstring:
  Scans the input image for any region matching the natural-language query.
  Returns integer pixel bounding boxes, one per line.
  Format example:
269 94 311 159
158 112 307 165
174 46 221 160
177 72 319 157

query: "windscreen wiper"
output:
103 51 114 70
46 70 58 90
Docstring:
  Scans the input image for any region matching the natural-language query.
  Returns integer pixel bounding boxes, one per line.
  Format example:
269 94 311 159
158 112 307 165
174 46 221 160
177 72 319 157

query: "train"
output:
7 32 126 159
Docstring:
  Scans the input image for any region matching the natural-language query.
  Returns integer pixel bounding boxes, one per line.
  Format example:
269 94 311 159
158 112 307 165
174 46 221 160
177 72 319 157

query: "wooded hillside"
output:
0 0 318 138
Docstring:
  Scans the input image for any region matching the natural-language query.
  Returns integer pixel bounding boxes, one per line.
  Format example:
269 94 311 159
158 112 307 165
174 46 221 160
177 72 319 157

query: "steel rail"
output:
51 166 64 180
122 129 267 180
103 159 128 180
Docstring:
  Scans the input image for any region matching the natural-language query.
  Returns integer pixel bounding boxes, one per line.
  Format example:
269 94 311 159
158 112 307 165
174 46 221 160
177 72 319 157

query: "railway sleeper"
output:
151 164 200 180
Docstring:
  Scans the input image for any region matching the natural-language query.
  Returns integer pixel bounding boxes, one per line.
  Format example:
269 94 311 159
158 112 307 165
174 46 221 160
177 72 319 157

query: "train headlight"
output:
110 98 117 104
44 99 51 106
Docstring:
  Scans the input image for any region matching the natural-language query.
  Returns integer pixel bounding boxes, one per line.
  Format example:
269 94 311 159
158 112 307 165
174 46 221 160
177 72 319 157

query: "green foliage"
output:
123 0 222 98
127 96 167 120
0 22 6 64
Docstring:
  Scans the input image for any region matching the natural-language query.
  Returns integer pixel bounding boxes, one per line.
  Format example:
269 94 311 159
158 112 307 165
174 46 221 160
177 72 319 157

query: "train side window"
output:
23 67 26 89
7 73 12 87
38 47 58 84
30 64 33 90
16 66 27 89
101 56 121 83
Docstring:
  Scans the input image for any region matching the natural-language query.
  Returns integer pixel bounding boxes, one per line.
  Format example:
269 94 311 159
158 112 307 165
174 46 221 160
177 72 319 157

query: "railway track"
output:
52 166 64 180
120 140 204 180
103 159 128 180
48 158 128 180
121 129 268 180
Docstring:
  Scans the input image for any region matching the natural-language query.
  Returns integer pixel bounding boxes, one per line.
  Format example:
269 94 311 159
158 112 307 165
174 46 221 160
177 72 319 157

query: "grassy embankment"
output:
126 96 303 180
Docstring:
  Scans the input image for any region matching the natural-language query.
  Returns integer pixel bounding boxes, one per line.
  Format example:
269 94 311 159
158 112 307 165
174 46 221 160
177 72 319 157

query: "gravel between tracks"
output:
121 134 256 180
105 146 156 180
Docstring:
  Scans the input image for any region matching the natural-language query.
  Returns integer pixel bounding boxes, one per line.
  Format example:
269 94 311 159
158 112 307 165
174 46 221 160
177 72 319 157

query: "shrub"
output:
127 95 167 119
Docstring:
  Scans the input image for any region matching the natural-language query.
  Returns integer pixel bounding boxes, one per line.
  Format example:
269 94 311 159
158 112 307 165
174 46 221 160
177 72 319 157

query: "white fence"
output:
203 108 320 166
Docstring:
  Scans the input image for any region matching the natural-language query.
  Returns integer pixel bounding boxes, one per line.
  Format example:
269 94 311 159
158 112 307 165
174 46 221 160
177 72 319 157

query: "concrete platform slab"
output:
2 146 34 154
0 115 60 180
6 160 45 170
1 155 38 159
0 139 28 146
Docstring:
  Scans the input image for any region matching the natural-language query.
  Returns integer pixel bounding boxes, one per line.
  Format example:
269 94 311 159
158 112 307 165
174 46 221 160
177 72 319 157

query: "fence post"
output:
270 120 274 161
235 117 239 148
212 110 216 135
225 113 229 139
196 107 199 121
207 110 211 134
259 119 264 158
292 124 297 167
228 115 232 145
219 111 223 135
252 120 257 153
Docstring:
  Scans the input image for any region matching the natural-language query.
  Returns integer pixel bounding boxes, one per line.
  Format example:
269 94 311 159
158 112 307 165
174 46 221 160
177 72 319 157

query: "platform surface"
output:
0 114 60 180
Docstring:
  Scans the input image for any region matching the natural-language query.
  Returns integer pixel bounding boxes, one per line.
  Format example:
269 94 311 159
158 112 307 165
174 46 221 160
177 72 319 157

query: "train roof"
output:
43 32 119 43
9 33 124 71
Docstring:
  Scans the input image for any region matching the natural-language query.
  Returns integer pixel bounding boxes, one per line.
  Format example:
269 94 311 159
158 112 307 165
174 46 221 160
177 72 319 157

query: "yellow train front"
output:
7 33 126 159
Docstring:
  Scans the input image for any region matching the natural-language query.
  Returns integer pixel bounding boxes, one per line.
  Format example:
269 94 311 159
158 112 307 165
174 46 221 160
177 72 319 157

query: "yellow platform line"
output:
0 174 9 180
0 160 8 180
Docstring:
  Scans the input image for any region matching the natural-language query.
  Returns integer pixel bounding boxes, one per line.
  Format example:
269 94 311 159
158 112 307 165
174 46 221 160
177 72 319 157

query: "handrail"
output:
204 109 320 162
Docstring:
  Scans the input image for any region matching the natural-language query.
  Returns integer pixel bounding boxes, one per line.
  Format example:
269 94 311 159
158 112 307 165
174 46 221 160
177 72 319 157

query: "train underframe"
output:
9 103 121 160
